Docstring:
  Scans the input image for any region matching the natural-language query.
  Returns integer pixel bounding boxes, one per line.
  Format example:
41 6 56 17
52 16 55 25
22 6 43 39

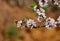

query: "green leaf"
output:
30 2 36 8
42 7 48 11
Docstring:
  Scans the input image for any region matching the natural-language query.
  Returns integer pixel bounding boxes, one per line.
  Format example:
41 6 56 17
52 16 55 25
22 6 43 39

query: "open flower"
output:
57 16 60 24
26 19 36 29
37 13 46 22
45 17 57 29
16 20 23 28
39 0 48 7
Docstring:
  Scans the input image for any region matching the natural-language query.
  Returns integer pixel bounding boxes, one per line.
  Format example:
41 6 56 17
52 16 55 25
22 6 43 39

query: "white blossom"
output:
57 16 60 24
34 5 45 15
37 13 46 22
17 20 23 28
38 12 46 18
36 8 45 15
26 19 37 29
39 0 48 7
45 17 57 29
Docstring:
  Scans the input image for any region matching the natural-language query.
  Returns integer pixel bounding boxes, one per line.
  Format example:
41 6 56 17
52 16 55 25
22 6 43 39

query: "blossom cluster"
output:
16 19 37 29
16 0 60 29
16 16 60 29
39 0 60 7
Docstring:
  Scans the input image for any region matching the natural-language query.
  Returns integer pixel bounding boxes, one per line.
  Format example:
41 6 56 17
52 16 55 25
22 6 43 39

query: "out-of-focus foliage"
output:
30 2 36 12
31 2 36 8
6 25 18 38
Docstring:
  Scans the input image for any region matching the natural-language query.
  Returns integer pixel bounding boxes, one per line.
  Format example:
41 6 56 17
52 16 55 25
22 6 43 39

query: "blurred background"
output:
0 0 60 41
